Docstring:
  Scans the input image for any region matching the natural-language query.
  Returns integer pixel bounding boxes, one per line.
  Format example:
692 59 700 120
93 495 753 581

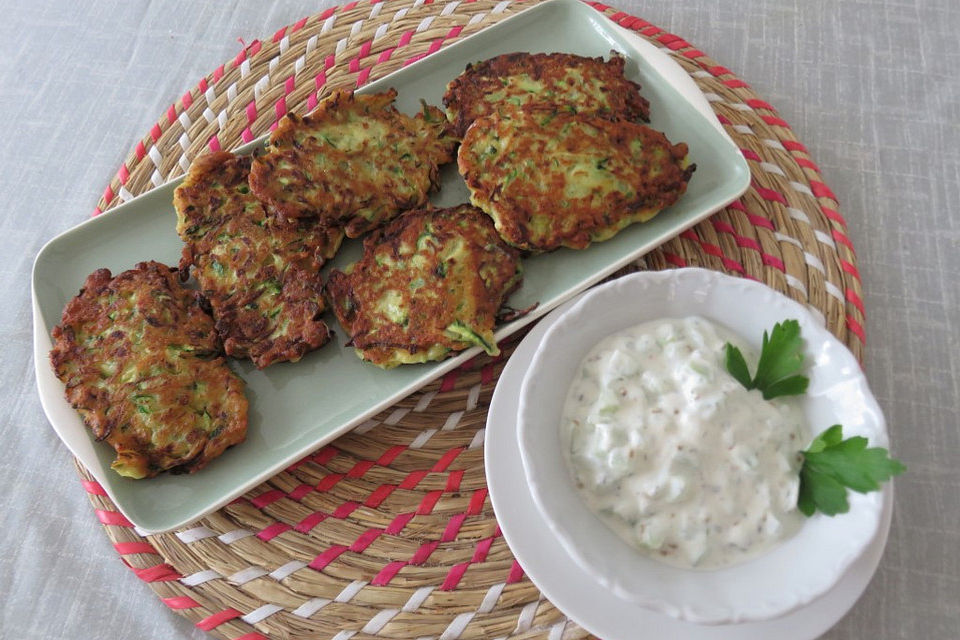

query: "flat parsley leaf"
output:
724 319 810 400
798 425 906 516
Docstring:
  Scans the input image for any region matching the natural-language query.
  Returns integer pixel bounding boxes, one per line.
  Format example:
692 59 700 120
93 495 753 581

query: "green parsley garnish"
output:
798 425 906 516
724 319 809 400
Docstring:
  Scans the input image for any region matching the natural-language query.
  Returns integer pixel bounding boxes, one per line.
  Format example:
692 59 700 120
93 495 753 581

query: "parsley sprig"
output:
724 319 809 400
724 320 905 517
798 425 905 516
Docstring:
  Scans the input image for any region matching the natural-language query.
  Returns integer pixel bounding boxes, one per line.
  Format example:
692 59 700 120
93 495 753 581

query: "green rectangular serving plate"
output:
32 0 750 533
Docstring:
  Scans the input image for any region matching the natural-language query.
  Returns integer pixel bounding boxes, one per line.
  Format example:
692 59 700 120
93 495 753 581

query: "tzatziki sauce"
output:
561 316 807 570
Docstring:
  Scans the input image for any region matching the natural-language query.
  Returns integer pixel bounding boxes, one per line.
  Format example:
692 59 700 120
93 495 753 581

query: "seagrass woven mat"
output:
77 0 866 638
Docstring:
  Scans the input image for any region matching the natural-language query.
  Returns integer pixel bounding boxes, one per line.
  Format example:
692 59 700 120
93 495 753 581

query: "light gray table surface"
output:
1 0 956 638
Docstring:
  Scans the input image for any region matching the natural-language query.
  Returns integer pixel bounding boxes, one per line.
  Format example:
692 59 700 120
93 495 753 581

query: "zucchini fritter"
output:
249 89 457 237
458 109 695 251
174 151 343 368
443 52 650 138
325 205 522 369
49 261 248 479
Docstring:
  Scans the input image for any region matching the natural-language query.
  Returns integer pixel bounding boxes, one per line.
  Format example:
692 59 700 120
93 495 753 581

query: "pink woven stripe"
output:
347 460 376 478
416 490 443 515
287 483 314 501
753 184 789 206
257 522 292 541
295 511 328 534
430 446 464 472
129 562 182 583
385 512 415 535
236 634 270 640
846 289 866 316
96 509 132 527
846 315 866 344
163 596 200 610
445 469 464 493
82 479 106 495
441 513 467 542
840 259 861 282
309 545 349 570
810 181 838 201
467 488 488 516
196 608 243 632
317 473 345 491
410 541 440 565
472 536 495 563
350 528 383 553
740 148 762 162
365 484 397 508
250 489 285 508
314 445 339 465
371 560 407 586
114 541 158 555
439 369 459 391
440 561 470 591
506 559 525 584
332 501 361 519
664 252 687 268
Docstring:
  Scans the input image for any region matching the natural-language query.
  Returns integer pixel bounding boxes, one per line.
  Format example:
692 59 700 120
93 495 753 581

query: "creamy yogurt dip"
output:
561 316 808 569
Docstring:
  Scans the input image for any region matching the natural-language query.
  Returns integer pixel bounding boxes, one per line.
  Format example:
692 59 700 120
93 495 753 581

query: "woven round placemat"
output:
78 1 866 638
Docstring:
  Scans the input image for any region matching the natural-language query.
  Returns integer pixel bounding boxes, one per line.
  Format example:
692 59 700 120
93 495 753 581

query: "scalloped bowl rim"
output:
517 268 886 625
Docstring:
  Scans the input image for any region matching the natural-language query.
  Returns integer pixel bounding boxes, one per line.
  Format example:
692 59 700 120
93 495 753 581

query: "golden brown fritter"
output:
443 52 650 138
325 205 522 369
49 261 248 479
458 109 695 252
174 151 344 368
249 89 457 237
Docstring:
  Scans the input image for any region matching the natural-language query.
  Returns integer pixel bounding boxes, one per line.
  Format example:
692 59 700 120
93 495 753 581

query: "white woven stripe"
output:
733 124 754 135
467 13 486 26
279 36 290 55
177 132 191 153
306 34 318 56
217 109 228 130
790 181 814 197
204 85 217 105
417 16 436 32
254 75 270 101
335 580 369 603
225 82 237 103
269 560 307 580
218 528 253 544
146 145 163 169
369 2 383 19
409 428 437 449
177 111 191 130
760 161 785 177
374 22 391 42
784 273 808 298
385 407 410 425
413 0 426 7
393 7 410 22
774 232 802 248
730 102 753 111
176 526 218 543
466 384 481 411
241 603 283 624
814 229 837 249
441 410 464 431
477 582 505 613
492 0 512 13
702 92 723 102
414 390 438 411
322 15 337 33
787 206 811 224
354 418 379 434
178 155 190 173
824 281 845 302
361 609 399 634
180 569 222 586
442 1 461 16
295 56 306 75
804 251 827 274
439 612 476 640
514 599 539 633
764 138 787 151
548 620 567 640
149 169 164 188
336 37 349 55
402 586 435 612
291 597 331 618
332 631 357 640
118 186 135 202
240 58 251 79
228 566 268 585
468 428 485 450
201 106 214 124
351 20 364 38
691 70 712 78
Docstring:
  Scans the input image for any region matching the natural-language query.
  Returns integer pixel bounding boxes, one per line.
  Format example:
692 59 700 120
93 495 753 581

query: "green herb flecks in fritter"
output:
443 52 650 138
249 89 458 237
325 205 522 369
174 151 344 368
49 261 248 479
458 109 695 252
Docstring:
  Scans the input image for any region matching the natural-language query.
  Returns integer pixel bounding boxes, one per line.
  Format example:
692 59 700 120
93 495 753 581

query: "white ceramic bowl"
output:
516 268 887 625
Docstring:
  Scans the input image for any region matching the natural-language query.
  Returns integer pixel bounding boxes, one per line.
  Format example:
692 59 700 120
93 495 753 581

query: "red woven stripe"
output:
163 596 200 610
213 65 224 83
385 512 416 535
96 509 132 527
343 0 358 10
740 148 762 162
439 370 459 391
149 123 162 143
314 446 339 465
832 229 856 251
431 446 464 472
472 536 495 563
82 479 106 495
347 460 376 478
754 184 789 206
287 483 314 501
794 157 821 172
317 473 344 491
257 522 292 541
467 488 488 516
706 64 733 76
197 77 208 92
445 469 464 493
350 528 383 553
356 66 373 86
135 140 146 161
481 362 496 385
275 97 287 120
506 559 525 583
166 104 177 125
241 127 254 143
681 48 705 59
440 561 470 591
762 254 786 271
441 513 467 542
295 511 328 534
846 289 866 316
747 214 776 230
377 445 407 466
196 608 243 632
208 136 221 152
410 541 440 565
400 469 427 489
664 252 687 268
309 545 349 570
746 98 774 110
846 315 866 344
332 502 360 519
273 25 287 41
716 113 732 125
723 78 750 89
130 563 182 583
810 181 838 201
781 140 808 153
102 184 114 204
371 560 407 586
365 484 397 508
236 634 270 640
761 115 790 128
840 260 861 282
417 490 443 515
250 489 285 508
114 542 157 555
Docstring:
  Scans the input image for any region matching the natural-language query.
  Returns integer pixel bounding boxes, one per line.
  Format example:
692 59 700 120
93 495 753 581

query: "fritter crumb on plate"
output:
249 89 457 237
443 52 650 138
458 108 695 252
174 151 343 368
49 261 248 479
325 204 522 369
